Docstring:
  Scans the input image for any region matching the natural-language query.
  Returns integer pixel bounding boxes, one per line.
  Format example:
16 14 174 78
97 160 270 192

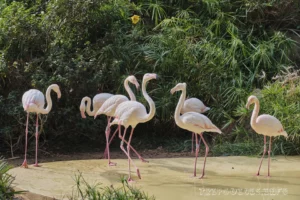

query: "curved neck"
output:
82 97 95 116
40 85 58 114
141 80 156 123
124 78 136 101
174 88 186 125
250 99 260 127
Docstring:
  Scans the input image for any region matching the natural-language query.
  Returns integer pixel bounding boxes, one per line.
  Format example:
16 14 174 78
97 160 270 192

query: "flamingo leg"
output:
256 136 267 176
118 124 141 182
104 117 116 166
33 114 40 167
199 133 209 179
103 117 111 159
104 128 149 163
193 133 200 177
191 133 195 153
21 113 29 168
268 137 272 177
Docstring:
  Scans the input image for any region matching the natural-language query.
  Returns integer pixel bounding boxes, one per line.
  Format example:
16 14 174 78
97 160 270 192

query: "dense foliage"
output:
0 0 300 156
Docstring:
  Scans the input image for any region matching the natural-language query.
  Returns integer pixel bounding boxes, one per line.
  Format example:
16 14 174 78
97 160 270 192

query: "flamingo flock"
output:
20 74 288 181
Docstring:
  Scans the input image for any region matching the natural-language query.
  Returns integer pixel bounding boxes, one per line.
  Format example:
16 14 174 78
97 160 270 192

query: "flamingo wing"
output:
98 95 128 115
256 114 285 136
180 112 221 133
22 89 45 109
181 98 208 114
93 93 114 110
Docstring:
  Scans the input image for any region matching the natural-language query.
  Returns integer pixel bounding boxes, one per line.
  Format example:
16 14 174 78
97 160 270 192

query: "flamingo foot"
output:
21 160 28 168
199 174 205 179
139 157 149 163
127 177 134 183
256 172 260 176
137 169 141 179
33 164 41 167
109 162 117 166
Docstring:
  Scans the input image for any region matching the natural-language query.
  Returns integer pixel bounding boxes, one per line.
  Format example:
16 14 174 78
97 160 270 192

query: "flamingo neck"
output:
174 88 186 126
40 85 57 114
141 80 155 123
124 78 136 101
250 99 260 127
82 97 95 116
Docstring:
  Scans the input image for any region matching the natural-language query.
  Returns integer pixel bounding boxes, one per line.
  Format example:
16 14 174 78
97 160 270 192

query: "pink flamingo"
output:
110 73 158 182
171 83 221 178
79 93 113 119
94 75 140 166
181 98 210 153
21 84 61 168
246 95 288 177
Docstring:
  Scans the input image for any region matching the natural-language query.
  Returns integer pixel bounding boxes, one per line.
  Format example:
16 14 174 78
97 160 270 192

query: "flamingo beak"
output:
81 111 86 119
135 83 140 91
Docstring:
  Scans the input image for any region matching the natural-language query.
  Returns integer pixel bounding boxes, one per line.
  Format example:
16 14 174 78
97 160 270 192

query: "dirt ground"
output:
8 148 194 200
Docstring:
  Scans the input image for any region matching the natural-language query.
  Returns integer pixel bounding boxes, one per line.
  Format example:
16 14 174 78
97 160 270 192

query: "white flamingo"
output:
79 93 114 119
246 95 288 177
110 73 158 182
171 83 221 178
21 84 61 168
181 98 210 153
94 75 140 166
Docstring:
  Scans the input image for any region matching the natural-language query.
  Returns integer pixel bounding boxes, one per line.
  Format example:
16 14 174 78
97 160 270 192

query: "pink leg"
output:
103 117 111 159
268 137 272 177
104 117 116 166
21 113 29 168
118 124 141 182
104 128 149 163
199 133 209 179
33 114 41 167
256 136 267 176
193 133 200 177
191 133 195 153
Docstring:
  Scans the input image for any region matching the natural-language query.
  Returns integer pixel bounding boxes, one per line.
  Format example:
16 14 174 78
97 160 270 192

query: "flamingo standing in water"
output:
246 95 288 177
21 84 61 168
110 73 158 182
181 98 210 153
94 75 141 166
171 83 221 178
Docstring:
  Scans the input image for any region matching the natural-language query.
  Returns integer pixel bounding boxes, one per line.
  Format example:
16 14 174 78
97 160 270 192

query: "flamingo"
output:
21 84 61 168
246 95 288 177
79 93 113 119
171 83 221 178
110 73 158 182
181 98 210 153
94 75 140 166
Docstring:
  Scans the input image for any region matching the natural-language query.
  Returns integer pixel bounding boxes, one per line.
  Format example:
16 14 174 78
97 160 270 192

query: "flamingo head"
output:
127 75 140 90
170 83 186 94
143 73 158 82
51 84 61 99
246 95 258 109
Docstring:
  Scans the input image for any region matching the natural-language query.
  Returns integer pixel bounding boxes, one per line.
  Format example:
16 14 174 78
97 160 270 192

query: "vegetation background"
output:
0 0 300 157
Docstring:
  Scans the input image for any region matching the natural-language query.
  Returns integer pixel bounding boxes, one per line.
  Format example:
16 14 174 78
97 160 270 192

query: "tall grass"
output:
69 172 155 200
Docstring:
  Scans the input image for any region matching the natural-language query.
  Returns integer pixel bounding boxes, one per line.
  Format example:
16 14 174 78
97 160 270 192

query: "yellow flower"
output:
131 15 140 25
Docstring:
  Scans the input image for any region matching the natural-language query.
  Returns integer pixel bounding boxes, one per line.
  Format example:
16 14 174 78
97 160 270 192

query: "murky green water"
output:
9 156 300 199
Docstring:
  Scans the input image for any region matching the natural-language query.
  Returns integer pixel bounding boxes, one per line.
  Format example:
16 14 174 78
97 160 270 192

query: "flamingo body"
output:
181 98 210 114
254 114 287 137
178 112 221 134
22 89 45 112
95 95 129 117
